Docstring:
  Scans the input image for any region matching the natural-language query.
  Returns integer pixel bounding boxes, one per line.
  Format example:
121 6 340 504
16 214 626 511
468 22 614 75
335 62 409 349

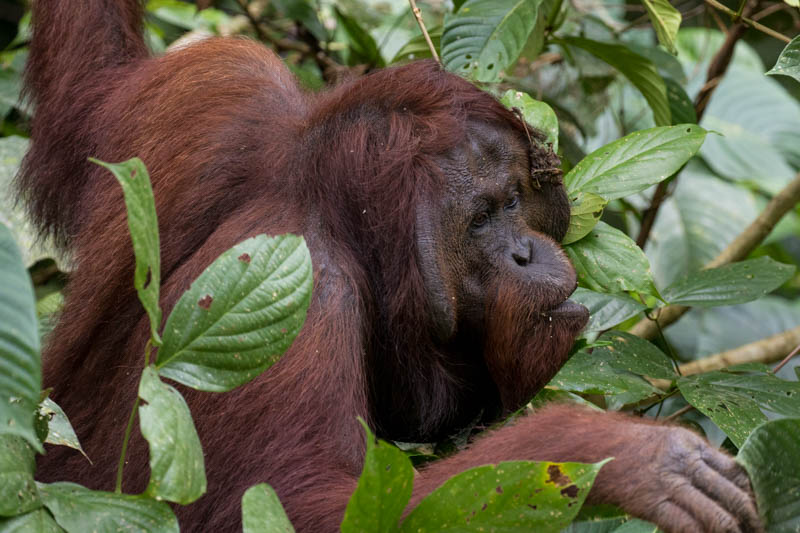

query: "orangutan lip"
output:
542 299 589 322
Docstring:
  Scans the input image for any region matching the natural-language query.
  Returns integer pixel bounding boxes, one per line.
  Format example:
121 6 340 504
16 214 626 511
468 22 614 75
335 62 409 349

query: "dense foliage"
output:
1 0 800 531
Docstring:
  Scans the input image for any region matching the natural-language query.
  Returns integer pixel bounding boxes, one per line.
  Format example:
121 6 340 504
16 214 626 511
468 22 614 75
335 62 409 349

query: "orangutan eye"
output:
471 212 490 228
504 194 519 210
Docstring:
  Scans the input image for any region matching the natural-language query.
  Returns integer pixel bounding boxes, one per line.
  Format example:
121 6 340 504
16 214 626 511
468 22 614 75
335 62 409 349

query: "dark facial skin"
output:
418 122 587 344
415 122 588 412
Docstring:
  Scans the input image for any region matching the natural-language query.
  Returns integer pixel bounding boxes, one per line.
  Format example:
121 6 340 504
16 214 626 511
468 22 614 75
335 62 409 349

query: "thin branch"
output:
773 339 800 374
664 404 695 422
704 0 792 42
751 2 791 21
408 0 440 64
631 171 800 339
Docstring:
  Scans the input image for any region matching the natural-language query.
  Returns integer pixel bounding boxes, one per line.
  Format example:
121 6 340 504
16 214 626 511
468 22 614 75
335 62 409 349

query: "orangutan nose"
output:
511 237 533 267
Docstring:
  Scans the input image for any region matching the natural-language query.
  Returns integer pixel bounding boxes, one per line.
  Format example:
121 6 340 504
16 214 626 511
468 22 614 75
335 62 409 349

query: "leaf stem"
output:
115 338 155 492
664 404 695 421
116 396 141 493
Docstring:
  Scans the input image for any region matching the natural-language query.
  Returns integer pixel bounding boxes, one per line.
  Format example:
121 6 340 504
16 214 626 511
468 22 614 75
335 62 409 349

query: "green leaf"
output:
662 257 795 308
570 288 646 333
560 37 671 126
138 366 206 505
242 484 295 533
611 520 660 532
594 331 676 380
0 136 59 267
737 418 800 532
91 158 162 346
499 90 559 150
146 0 230 32
38 483 178 533
0 509 64 533
391 26 442 63
341 422 413 533
565 222 657 296
664 297 800 362
563 516 626 532
563 193 607 245
401 460 608 532
0 435 39 517
39 398 85 458
36 293 63 345
550 350 662 408
335 7 385 67
563 124 705 201
531 388 603 411
641 0 681 55
441 0 544 82
646 165 761 289
665 78 696 124
766 35 800 85
272 0 327 43
0 223 42 452
157 234 312 392
678 371 800 447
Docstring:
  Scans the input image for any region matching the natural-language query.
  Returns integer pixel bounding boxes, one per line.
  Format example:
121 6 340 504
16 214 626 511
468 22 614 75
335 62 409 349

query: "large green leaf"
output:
241 484 295 533
499 90 559 150
157 234 312 392
641 0 681 54
570 288 646 333
0 509 63 532
341 423 413 533
550 350 662 409
737 418 800 532
0 435 39 517
565 222 657 296
563 193 607 245
766 35 800 85
593 331 676 380
560 37 671 126
92 158 162 346
662 257 795 308
678 371 800 448
38 483 178 533
401 460 608 532
138 366 206 505
697 70 800 187
441 0 544 82
563 124 705 200
0 223 41 452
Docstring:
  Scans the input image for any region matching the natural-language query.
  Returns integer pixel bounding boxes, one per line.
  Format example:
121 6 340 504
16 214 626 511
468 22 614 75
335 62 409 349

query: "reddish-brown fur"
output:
19 2 761 532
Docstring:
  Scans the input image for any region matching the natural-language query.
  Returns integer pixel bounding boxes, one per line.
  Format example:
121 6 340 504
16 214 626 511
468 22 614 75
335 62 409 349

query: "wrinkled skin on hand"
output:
589 424 763 533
